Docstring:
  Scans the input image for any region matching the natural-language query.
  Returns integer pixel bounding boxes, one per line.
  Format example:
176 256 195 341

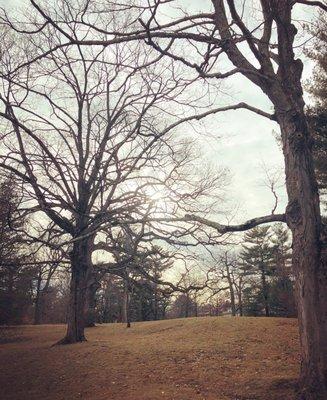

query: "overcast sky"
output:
1 0 316 224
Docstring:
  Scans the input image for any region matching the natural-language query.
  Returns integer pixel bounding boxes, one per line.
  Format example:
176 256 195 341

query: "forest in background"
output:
1 8 326 326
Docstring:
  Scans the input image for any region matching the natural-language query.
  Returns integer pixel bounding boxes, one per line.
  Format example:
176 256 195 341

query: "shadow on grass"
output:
266 378 299 399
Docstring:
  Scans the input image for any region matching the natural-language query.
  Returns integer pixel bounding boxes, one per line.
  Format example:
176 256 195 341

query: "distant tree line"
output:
0 175 295 325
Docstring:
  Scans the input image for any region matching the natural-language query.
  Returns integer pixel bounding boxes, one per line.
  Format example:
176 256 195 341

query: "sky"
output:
0 0 316 225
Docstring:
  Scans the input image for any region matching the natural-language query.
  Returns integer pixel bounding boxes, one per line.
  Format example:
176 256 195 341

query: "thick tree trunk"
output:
266 15 327 395
57 238 92 344
277 109 327 399
209 2 326 395
84 274 100 328
263 12 327 393
84 284 96 328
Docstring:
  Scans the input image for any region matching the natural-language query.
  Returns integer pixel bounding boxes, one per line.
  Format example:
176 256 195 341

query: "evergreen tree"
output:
93 243 173 324
270 223 292 278
269 224 296 317
169 293 198 319
240 224 296 318
241 226 274 317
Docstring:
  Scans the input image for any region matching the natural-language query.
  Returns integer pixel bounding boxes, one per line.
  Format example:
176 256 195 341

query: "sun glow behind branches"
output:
144 186 176 216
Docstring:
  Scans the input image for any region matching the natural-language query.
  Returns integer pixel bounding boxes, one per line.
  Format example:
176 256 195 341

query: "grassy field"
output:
0 317 300 400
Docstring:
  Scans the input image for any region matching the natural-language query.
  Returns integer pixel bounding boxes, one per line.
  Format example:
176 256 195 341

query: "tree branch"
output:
294 0 327 12
184 213 286 233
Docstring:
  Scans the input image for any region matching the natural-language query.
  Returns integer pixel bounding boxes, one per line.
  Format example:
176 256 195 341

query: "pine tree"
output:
240 224 296 318
241 226 275 317
269 224 296 317
270 223 292 278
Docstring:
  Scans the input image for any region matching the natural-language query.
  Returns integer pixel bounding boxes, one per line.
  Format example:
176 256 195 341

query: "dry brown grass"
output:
0 317 300 400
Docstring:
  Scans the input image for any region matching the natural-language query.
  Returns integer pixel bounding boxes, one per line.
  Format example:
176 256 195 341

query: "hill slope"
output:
0 317 299 400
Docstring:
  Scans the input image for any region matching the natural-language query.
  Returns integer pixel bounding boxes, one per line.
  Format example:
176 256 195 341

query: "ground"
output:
0 317 300 400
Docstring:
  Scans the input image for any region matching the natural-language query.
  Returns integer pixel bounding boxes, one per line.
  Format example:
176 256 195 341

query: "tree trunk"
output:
185 293 189 318
226 266 236 316
123 276 131 328
162 306 166 319
277 109 327 399
57 238 92 344
260 268 270 317
153 283 158 321
34 295 43 325
209 2 327 395
262 12 327 394
266 8 327 396
237 276 243 317
264 20 327 398
238 290 243 317
84 284 96 328
34 272 43 325
84 274 100 328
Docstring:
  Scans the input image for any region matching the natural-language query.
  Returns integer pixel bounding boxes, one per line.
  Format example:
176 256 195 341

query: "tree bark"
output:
84 273 100 328
268 36 327 393
268 23 327 393
277 109 327 399
57 238 92 344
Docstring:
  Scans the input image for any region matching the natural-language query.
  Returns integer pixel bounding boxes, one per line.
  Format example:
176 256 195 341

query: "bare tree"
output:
33 248 64 325
0 3 228 343
204 249 241 316
134 2 326 396
218 251 238 317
